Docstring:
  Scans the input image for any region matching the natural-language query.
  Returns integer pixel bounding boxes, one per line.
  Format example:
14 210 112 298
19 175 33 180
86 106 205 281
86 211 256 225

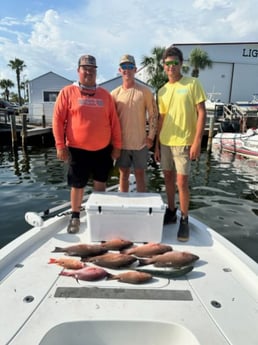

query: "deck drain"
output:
223 267 232 272
23 295 34 303
211 300 221 308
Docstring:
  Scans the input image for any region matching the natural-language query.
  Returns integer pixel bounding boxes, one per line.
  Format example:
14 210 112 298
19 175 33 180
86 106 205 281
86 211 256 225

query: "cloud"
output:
0 0 257 88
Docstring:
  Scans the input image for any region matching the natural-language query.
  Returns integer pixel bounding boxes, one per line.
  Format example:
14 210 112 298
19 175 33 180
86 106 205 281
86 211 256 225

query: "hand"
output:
111 147 121 160
57 148 69 162
146 137 153 149
189 143 201 160
154 146 161 162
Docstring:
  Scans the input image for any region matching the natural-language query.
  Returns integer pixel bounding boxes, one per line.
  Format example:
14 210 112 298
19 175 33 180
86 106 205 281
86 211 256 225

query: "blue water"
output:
0 144 257 263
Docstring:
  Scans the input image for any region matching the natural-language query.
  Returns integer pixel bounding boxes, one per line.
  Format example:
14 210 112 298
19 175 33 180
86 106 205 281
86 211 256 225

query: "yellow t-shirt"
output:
158 76 206 146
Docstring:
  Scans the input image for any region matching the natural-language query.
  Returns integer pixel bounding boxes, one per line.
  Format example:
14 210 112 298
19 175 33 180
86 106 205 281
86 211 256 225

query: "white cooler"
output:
86 192 165 242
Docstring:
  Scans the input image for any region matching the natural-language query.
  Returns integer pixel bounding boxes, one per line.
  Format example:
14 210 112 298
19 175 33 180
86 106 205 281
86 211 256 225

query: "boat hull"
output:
0 194 258 345
212 129 258 159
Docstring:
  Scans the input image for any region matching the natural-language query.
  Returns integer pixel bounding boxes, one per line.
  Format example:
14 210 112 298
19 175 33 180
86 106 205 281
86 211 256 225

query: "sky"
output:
0 0 258 89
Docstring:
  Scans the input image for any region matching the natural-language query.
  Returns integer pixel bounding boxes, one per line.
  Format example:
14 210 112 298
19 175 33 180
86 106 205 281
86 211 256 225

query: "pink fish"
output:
60 266 108 282
48 257 85 269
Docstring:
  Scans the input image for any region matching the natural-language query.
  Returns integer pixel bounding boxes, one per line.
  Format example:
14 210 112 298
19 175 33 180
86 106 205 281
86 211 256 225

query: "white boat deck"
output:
1 208 258 345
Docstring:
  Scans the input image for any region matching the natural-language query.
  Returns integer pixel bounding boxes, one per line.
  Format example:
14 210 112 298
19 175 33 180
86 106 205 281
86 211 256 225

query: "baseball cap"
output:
78 54 97 67
119 54 136 66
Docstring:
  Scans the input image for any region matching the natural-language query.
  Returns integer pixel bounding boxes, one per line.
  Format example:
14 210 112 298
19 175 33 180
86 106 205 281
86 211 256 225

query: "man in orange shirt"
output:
53 54 121 234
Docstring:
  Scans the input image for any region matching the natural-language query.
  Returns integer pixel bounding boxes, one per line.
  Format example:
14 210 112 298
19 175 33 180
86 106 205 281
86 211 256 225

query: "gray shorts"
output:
160 145 191 175
116 146 148 169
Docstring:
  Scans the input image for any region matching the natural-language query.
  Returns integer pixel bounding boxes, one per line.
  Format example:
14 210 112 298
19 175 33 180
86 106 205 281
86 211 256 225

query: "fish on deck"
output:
84 252 138 269
135 265 194 278
60 266 108 282
51 243 108 258
138 251 199 268
107 271 153 284
122 242 172 257
48 257 85 270
100 238 134 251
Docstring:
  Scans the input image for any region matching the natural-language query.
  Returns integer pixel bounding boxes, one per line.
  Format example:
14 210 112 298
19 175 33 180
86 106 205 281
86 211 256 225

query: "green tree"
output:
141 46 168 98
20 79 29 103
189 48 212 78
182 64 190 75
8 58 27 105
0 79 15 101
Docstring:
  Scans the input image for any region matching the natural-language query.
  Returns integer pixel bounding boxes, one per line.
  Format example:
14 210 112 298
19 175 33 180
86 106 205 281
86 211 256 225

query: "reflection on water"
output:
0 145 257 263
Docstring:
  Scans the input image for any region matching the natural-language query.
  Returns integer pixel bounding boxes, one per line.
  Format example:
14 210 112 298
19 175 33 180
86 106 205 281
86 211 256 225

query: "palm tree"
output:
0 79 15 101
141 46 168 98
189 48 212 78
8 58 27 105
20 79 29 103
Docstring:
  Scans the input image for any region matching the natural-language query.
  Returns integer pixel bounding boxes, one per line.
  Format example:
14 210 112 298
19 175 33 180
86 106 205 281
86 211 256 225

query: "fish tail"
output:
51 247 65 253
137 258 151 266
48 258 57 264
106 273 117 281
59 270 73 277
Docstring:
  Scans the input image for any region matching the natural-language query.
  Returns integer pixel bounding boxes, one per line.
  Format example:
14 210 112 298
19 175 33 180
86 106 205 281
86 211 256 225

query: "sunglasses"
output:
80 65 97 72
164 60 180 66
120 63 135 70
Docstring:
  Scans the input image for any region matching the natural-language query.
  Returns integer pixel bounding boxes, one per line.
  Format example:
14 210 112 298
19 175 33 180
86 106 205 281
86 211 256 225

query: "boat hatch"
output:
39 320 200 345
54 286 193 300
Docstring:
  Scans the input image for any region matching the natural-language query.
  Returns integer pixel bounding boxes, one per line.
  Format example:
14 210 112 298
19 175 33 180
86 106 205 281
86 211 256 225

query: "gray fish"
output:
135 265 194 278
85 252 137 269
51 244 108 258
107 271 153 284
138 251 199 268
122 242 172 257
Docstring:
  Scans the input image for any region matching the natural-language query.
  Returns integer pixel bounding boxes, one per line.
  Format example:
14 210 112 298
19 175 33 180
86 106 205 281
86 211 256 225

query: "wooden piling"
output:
206 114 215 152
10 114 17 147
21 114 28 147
42 114 46 128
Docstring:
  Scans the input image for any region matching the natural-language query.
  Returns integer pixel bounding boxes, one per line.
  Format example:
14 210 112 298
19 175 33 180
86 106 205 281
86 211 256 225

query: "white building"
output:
174 42 258 103
28 72 73 124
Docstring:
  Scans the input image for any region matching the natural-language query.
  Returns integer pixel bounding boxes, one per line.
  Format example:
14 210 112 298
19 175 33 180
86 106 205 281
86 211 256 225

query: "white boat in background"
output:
234 93 258 114
0 179 258 345
205 92 224 117
212 128 258 159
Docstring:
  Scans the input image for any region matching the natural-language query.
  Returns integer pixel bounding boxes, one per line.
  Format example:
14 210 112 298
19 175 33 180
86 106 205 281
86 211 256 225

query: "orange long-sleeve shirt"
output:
52 84 122 151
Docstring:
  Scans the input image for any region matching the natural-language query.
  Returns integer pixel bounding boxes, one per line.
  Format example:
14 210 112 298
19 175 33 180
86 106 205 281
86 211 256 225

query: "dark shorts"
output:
116 146 148 169
67 146 113 188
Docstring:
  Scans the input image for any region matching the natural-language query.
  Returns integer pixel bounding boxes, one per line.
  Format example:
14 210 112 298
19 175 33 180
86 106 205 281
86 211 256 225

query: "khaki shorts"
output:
160 145 191 175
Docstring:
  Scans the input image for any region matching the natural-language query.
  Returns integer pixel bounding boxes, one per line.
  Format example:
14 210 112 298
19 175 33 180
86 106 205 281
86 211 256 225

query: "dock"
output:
0 112 53 146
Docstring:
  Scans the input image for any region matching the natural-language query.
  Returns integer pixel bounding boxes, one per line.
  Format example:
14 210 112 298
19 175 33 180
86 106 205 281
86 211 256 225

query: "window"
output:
43 91 59 102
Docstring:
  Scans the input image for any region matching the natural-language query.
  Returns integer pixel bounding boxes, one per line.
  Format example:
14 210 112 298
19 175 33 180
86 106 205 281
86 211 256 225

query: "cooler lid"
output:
86 192 165 212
